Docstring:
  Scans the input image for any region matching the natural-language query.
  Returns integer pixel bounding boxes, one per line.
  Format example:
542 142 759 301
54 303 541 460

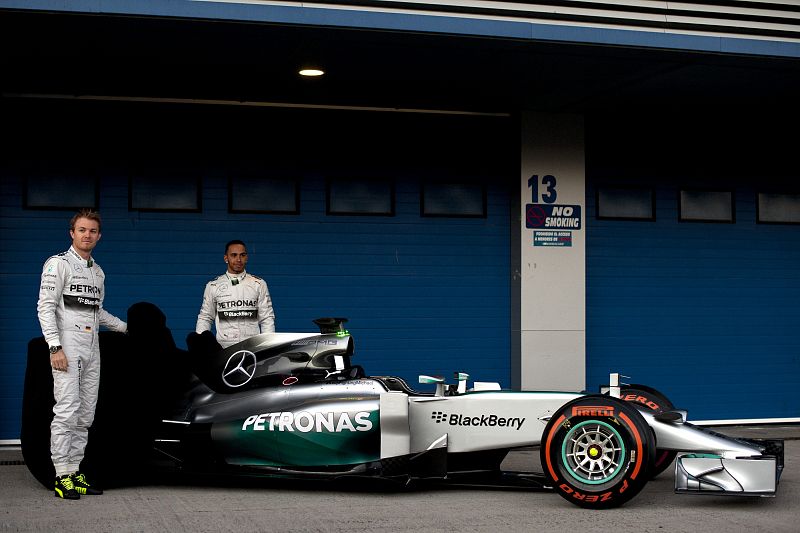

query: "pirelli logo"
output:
572 405 615 417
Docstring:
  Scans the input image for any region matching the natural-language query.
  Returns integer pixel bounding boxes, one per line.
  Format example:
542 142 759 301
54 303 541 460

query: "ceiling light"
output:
299 68 324 77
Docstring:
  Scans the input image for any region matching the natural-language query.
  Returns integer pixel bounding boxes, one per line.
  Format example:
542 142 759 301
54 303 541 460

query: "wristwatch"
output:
49 345 62 354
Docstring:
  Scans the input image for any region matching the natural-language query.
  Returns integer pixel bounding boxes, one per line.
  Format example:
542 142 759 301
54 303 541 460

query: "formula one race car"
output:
21 303 784 509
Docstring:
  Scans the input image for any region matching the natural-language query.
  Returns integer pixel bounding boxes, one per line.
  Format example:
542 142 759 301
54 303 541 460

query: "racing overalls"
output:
195 271 275 348
37 246 127 477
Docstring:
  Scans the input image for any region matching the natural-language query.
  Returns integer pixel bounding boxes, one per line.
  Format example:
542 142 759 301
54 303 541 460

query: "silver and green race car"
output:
21 309 784 509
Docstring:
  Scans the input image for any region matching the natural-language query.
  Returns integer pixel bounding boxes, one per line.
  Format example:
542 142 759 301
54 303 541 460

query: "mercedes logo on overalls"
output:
222 350 257 387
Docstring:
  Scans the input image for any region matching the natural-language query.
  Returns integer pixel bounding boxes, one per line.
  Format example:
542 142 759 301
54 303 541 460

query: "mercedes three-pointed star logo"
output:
221 350 257 388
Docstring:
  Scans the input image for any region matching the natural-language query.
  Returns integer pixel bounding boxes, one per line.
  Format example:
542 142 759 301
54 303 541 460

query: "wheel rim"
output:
561 420 626 485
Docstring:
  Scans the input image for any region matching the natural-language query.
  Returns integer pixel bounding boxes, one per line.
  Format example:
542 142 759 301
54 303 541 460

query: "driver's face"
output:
225 244 248 274
70 217 101 257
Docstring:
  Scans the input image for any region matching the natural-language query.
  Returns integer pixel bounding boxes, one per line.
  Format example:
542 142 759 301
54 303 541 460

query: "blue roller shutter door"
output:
585 116 799 421
0 101 513 439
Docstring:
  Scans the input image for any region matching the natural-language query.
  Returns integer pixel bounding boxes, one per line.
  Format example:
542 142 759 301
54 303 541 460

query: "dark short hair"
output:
70 209 102 232
225 240 247 254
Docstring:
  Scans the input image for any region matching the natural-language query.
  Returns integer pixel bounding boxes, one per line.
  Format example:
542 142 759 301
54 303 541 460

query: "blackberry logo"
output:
430 410 526 430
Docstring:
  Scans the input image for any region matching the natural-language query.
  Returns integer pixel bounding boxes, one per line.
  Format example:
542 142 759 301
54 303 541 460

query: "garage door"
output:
585 112 800 421
0 99 514 439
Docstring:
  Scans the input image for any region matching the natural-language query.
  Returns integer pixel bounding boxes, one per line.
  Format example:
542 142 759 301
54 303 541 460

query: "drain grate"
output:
0 460 26 466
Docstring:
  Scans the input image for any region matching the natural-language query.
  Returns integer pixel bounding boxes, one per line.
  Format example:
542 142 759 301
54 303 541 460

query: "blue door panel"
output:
0 106 512 439
586 182 800 420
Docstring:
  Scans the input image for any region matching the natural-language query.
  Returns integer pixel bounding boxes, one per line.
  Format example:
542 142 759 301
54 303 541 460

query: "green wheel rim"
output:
561 420 626 485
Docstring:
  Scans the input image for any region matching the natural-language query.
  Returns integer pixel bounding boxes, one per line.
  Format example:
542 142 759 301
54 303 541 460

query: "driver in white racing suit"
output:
196 240 275 348
37 210 127 500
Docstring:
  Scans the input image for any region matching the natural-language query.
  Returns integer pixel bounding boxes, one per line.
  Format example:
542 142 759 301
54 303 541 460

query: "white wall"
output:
518 112 585 391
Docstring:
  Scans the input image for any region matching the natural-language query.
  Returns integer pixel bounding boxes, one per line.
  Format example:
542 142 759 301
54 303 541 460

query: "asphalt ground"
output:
0 425 797 533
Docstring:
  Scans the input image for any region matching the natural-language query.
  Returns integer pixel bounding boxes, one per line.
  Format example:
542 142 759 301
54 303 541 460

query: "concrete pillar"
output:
516 112 585 391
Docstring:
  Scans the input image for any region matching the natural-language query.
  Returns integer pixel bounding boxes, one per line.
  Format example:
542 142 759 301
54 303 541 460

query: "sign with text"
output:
534 231 573 247
525 204 582 230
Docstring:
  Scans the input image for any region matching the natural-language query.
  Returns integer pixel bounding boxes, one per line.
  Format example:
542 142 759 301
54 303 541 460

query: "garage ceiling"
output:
2 9 800 115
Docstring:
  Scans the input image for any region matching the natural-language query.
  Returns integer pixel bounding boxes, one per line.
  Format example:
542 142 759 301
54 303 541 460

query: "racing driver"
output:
37 209 127 500
196 239 275 348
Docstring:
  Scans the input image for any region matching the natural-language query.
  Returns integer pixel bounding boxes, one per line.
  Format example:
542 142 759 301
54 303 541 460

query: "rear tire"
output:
541 395 655 509
618 384 679 478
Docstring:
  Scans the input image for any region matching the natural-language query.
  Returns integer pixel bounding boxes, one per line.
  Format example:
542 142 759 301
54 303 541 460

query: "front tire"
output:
541 395 655 509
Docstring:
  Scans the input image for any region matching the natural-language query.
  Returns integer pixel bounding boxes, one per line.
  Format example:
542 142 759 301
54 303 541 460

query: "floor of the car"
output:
500 446 541 473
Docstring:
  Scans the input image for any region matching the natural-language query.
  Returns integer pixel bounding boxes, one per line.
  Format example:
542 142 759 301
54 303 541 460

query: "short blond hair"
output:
70 209 102 232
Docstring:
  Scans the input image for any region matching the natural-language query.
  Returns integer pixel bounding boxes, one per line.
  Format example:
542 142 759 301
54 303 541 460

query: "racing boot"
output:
54 474 80 500
70 471 103 495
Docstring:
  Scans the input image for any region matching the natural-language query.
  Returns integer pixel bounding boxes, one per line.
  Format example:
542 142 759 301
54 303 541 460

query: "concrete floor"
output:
1 425 797 532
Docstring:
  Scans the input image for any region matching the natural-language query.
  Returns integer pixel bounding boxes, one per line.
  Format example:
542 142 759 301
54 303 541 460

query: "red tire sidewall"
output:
542 397 654 509
619 385 678 475
619 384 673 413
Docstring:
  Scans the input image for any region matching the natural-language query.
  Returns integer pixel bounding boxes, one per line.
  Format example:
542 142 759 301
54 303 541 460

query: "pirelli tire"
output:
617 384 679 478
541 395 655 509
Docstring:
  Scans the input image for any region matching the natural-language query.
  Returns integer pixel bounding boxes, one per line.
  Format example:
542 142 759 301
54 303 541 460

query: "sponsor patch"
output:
69 284 101 294
430 410 526 430
218 299 257 309
220 310 256 320
63 294 100 308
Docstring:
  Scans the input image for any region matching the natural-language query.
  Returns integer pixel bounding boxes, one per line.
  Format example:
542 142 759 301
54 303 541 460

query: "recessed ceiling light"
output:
299 68 324 77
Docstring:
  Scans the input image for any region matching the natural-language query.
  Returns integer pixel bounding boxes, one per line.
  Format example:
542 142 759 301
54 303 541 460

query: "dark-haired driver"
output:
196 240 275 348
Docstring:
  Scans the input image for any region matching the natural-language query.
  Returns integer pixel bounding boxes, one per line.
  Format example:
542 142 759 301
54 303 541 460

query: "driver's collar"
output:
68 246 93 267
226 270 247 283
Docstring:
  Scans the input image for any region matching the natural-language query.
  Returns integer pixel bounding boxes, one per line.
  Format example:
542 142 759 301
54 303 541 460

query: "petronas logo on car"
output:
241 411 374 433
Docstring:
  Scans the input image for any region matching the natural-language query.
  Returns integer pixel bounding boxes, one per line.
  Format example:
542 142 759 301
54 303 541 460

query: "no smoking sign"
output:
526 204 547 227
525 203 582 229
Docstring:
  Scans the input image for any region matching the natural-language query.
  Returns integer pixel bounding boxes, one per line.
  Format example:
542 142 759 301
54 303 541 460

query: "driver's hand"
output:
50 350 68 372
